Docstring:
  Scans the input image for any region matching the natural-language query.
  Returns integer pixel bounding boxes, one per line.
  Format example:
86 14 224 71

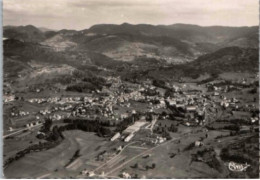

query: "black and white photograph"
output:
2 0 259 178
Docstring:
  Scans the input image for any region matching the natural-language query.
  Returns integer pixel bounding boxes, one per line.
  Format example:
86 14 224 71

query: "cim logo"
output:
228 161 250 172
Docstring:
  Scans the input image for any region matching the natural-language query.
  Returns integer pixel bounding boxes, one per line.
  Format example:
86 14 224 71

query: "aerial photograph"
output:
2 0 259 178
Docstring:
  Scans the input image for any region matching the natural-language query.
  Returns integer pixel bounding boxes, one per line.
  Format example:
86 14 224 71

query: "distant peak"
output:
170 23 201 27
25 25 36 28
121 22 131 26
22 25 39 30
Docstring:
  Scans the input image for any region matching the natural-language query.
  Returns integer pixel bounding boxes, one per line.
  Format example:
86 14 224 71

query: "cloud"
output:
3 0 259 30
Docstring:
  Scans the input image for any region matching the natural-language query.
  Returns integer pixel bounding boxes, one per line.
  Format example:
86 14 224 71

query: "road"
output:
105 136 181 176
36 173 51 179
3 124 42 139
93 141 137 173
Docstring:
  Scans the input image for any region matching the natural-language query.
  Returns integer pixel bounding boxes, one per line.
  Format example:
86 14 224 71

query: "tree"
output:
168 124 178 132
249 87 257 94
51 126 61 141
131 163 139 169
42 118 52 132
36 133 44 139
151 163 156 169
162 111 167 117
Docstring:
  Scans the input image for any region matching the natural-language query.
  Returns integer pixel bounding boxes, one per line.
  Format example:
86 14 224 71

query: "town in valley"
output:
2 0 259 178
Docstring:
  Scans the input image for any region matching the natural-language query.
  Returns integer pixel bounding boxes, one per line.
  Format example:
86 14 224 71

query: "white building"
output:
124 133 135 142
111 132 120 141
121 172 131 179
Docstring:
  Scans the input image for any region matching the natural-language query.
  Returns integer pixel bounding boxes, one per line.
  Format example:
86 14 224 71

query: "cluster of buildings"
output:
11 111 30 117
25 121 42 128
6 73 258 145
27 96 82 104
220 96 239 108
3 94 15 103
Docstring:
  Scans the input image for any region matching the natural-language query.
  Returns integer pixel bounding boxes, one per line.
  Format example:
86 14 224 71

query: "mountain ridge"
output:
3 23 258 82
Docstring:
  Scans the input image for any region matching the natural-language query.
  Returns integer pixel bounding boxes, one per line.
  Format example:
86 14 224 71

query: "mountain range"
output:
3 23 259 84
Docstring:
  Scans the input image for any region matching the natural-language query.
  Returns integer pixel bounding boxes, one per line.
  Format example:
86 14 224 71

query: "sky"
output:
3 0 259 30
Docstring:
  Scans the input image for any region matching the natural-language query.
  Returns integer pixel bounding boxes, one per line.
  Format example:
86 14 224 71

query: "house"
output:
111 132 120 141
221 101 229 108
232 98 239 103
158 136 166 143
87 171 95 177
176 103 185 108
117 146 123 151
214 92 220 96
132 110 136 114
172 85 180 92
81 169 88 175
124 133 134 142
121 172 131 179
195 140 204 147
213 86 219 91
26 123 34 128
251 117 259 123
185 122 190 126
160 100 166 107
123 121 147 134
186 106 197 112
3 95 15 103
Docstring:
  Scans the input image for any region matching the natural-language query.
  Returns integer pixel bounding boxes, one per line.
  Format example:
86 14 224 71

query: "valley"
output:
3 23 259 178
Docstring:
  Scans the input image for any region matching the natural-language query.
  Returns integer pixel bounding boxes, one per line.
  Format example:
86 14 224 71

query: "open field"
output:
4 130 110 178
